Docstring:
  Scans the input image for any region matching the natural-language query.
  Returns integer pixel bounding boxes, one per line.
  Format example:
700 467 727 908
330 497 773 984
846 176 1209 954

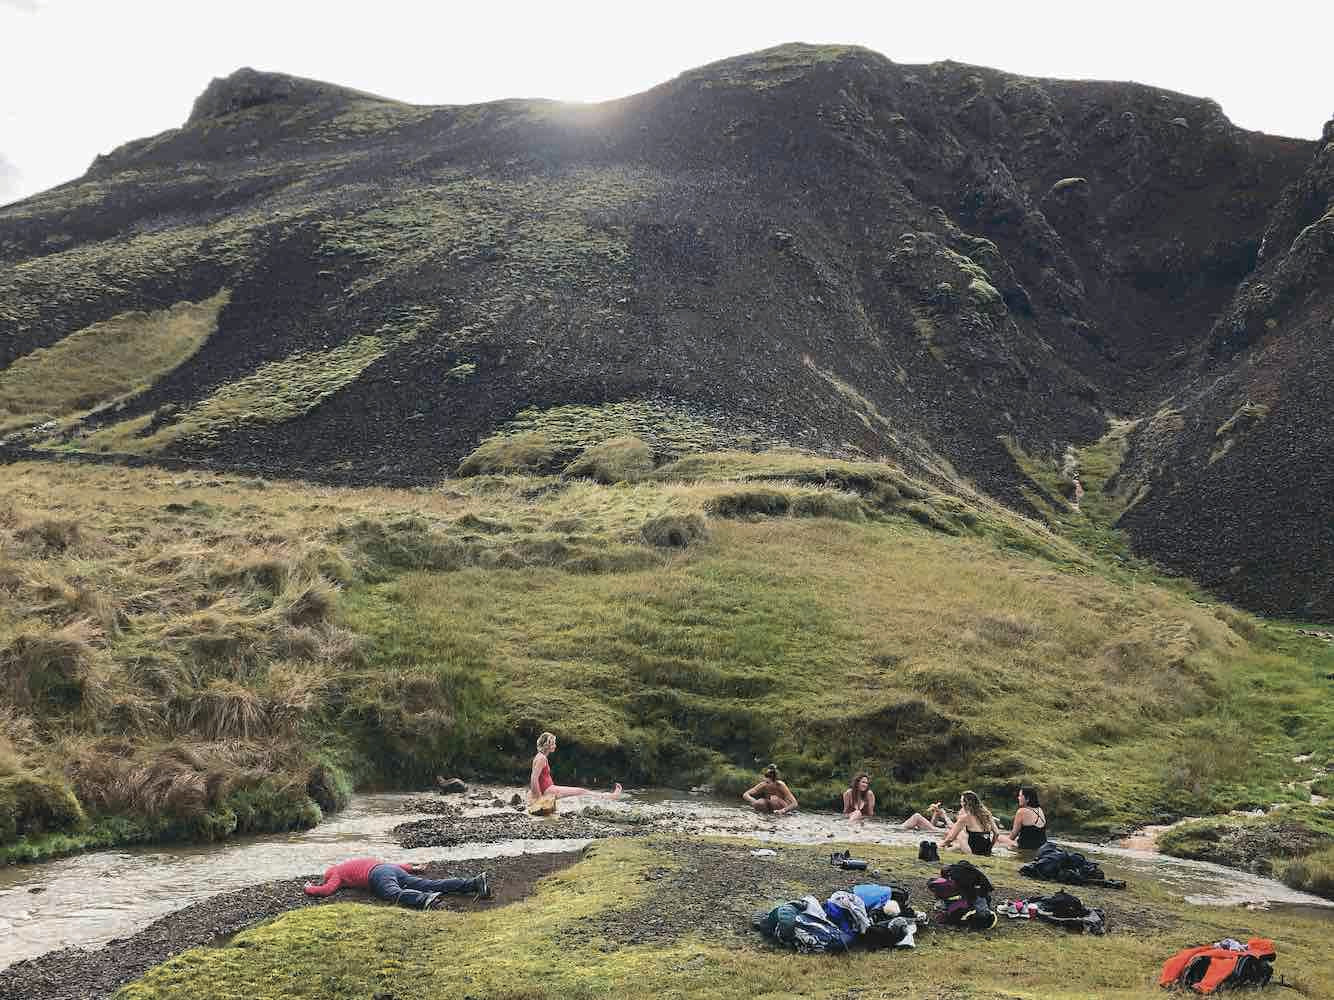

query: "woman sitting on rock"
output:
843 772 876 824
940 790 1002 856
743 764 799 815
529 731 623 805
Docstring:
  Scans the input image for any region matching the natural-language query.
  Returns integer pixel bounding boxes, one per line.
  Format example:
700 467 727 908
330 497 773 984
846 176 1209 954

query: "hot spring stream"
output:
2 788 1330 970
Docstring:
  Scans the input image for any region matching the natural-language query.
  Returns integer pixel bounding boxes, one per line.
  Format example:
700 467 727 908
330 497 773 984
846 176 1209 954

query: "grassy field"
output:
3 450 1333 868
116 836 1334 1000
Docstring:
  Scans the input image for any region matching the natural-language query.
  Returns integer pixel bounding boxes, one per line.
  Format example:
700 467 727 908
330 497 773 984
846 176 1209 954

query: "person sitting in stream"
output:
843 772 876 824
899 800 952 832
304 857 491 909
940 790 1002 856
998 786 1048 850
529 731 623 806
743 764 799 815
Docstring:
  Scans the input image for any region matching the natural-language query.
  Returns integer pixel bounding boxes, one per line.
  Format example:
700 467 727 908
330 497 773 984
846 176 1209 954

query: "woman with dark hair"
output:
743 764 798 815
842 772 875 824
999 786 1047 849
940 790 1001 856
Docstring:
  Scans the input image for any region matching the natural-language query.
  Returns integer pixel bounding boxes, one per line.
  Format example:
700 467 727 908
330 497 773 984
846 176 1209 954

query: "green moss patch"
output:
0 291 230 435
1158 803 1334 880
564 436 655 484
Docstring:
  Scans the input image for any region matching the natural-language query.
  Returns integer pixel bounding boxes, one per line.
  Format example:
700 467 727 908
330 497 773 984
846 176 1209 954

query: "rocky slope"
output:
0 44 1326 612
1116 119 1334 617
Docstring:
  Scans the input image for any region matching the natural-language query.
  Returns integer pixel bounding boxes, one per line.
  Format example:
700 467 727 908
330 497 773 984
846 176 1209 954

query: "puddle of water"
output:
3 786 1331 972
0 793 588 971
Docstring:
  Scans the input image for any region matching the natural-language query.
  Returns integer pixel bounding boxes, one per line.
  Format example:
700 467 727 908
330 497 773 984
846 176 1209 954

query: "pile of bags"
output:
926 860 998 930
753 883 920 952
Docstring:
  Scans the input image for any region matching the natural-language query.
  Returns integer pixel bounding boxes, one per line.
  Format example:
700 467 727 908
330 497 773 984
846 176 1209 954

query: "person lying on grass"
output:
305 857 491 909
843 772 876 824
743 764 799 815
529 731 623 804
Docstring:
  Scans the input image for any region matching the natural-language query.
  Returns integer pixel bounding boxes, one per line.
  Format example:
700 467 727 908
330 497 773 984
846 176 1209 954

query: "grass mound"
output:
1157 804 1334 886
457 432 564 476
639 513 707 548
564 436 654 484
1281 844 1334 899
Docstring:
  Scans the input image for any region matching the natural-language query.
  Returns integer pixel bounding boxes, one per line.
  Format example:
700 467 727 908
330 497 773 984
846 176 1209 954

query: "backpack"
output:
753 896 848 953
940 861 994 901
928 875 996 930
1159 939 1276 994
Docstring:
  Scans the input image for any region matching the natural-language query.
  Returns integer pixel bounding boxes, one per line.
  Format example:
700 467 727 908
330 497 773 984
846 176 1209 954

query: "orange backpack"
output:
1158 938 1276 994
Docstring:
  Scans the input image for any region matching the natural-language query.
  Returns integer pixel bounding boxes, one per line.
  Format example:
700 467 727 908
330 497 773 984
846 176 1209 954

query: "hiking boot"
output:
422 891 443 910
471 872 493 900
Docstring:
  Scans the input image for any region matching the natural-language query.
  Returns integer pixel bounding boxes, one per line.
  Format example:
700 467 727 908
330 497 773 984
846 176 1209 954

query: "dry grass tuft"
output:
264 663 332 733
0 707 38 776
187 679 268 741
640 513 708 548
279 576 338 627
0 620 109 714
14 518 84 554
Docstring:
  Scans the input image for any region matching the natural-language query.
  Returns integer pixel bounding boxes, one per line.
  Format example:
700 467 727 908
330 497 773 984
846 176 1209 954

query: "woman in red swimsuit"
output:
529 731 622 803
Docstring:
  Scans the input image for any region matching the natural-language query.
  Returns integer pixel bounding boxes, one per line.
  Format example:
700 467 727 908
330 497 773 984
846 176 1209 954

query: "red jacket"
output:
304 858 407 896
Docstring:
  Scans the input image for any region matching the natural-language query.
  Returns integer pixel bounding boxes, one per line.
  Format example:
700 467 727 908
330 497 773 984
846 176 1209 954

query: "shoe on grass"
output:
472 872 493 900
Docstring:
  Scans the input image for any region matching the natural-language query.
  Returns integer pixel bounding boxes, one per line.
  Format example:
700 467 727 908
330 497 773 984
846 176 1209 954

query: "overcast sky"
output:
2 0 1331 205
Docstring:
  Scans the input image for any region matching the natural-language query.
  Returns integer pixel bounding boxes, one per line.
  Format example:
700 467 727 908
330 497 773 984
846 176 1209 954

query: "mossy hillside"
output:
2 455 1332 865
0 291 230 436
74 306 438 454
117 836 1334 1000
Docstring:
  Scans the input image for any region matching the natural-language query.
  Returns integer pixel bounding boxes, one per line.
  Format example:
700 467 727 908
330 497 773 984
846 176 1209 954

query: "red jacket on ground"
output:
304 858 408 896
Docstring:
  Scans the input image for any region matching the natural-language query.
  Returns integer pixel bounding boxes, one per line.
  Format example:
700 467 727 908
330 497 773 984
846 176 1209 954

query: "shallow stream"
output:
2 788 1330 971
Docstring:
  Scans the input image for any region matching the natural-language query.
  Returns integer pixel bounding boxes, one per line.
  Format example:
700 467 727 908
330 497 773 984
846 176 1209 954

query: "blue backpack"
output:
753 897 847 952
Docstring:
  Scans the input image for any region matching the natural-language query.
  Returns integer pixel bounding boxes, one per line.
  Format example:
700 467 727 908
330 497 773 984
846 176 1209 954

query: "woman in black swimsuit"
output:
940 790 1001 856
1000 786 1047 849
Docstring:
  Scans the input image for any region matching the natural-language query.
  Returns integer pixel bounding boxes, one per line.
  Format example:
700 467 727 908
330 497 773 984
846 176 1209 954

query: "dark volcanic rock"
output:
1117 118 1334 617
393 811 642 849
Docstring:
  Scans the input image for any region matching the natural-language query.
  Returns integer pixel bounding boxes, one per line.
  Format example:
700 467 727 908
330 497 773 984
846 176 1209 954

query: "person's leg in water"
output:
900 812 942 832
547 782 623 800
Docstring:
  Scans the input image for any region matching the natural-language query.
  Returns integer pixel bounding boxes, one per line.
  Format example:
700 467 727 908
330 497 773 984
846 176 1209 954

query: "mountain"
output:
0 44 1327 614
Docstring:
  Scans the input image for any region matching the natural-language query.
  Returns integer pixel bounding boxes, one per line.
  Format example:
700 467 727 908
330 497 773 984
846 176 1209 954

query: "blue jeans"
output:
368 864 473 909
